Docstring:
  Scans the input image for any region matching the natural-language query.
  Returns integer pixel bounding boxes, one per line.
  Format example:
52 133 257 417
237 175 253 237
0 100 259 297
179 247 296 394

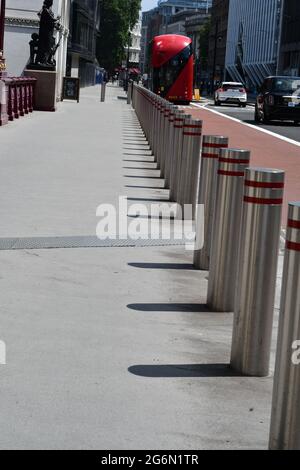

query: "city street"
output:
188 102 300 224
0 0 299 455
0 85 283 450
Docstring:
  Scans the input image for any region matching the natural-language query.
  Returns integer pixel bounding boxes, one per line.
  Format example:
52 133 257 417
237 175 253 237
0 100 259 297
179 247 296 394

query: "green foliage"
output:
126 0 141 30
97 0 141 72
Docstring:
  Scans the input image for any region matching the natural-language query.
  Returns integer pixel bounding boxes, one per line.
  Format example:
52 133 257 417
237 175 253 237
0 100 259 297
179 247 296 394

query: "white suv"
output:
214 82 247 107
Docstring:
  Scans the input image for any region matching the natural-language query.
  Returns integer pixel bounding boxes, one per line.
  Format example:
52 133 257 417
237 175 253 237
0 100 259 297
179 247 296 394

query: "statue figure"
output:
29 33 39 65
34 0 61 68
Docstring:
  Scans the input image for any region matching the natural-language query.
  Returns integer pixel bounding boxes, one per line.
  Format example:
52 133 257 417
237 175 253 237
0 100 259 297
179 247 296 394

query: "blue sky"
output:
142 0 158 12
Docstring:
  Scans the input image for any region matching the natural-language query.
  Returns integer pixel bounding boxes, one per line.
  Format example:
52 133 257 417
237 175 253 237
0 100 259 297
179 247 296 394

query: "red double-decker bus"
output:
151 34 194 104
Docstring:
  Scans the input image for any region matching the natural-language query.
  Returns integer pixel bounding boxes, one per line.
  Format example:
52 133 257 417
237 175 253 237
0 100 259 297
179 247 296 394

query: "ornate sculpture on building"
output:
29 33 40 65
0 51 6 72
29 0 62 69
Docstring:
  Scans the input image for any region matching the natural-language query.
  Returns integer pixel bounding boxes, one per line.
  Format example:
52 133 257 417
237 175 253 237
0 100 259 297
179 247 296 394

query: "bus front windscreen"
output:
153 44 193 98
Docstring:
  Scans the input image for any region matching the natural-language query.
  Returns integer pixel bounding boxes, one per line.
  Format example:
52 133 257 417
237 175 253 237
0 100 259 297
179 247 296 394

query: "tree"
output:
97 0 141 72
126 0 141 31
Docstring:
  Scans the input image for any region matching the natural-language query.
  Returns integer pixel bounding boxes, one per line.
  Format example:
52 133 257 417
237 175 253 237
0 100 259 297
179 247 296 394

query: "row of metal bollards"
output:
127 81 134 105
130 84 300 450
132 85 203 218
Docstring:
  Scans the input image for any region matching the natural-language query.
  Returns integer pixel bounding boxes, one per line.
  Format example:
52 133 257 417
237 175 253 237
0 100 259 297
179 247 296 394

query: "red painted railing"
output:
3 76 36 122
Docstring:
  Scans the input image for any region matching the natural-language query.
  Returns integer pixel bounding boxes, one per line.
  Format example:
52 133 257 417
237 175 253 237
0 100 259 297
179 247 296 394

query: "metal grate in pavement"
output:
0 229 286 251
0 236 187 251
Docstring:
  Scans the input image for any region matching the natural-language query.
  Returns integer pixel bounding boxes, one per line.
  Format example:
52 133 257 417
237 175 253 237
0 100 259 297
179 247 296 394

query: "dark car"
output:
255 76 300 125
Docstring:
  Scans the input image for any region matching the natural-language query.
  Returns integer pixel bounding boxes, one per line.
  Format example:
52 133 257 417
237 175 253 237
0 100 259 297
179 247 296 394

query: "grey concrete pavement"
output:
0 85 280 449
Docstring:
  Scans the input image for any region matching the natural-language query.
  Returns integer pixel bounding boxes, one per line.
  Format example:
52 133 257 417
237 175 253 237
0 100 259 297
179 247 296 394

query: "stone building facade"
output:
4 0 70 97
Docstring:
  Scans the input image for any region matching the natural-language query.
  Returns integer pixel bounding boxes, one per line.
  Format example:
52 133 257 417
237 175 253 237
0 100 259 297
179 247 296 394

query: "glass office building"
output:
158 1 212 24
278 0 300 76
225 0 283 89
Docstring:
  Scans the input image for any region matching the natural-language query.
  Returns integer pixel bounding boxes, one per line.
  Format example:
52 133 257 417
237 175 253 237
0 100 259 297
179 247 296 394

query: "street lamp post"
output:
211 19 222 95
0 0 7 75
124 0 134 92
124 29 131 91
0 0 8 126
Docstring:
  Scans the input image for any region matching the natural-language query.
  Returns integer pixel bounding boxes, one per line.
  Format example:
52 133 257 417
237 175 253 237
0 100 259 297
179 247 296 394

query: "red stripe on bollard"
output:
219 158 250 164
183 132 202 136
243 196 283 205
286 240 300 252
288 219 300 229
202 152 219 159
245 180 285 189
203 143 227 148
218 170 245 177
184 124 203 129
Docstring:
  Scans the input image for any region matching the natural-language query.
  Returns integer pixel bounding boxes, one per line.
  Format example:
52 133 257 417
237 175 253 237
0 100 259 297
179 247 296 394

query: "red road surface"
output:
189 106 300 225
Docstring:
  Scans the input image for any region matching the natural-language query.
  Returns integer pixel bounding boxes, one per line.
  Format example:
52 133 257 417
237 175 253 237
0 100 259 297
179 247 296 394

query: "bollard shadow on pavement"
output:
124 174 162 180
123 166 158 170
123 152 154 162
123 160 156 164
127 303 210 313
125 184 166 190
128 262 195 270
128 364 243 378
126 197 170 203
127 214 177 221
123 143 150 147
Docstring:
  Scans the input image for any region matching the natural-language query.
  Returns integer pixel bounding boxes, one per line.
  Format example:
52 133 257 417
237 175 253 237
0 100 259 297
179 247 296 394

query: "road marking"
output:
191 103 300 148
213 108 253 113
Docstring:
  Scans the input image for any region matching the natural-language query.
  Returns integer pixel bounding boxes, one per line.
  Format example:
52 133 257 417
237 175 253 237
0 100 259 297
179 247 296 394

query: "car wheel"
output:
254 107 260 122
262 106 270 124
241 103 247 108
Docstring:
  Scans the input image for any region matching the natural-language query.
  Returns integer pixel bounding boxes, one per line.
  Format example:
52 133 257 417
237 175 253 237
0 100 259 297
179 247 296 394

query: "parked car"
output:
214 82 247 107
255 76 300 125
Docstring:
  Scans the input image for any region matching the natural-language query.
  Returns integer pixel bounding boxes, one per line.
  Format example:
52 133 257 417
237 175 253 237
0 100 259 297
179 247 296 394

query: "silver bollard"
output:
132 83 136 108
174 114 192 205
101 82 106 102
152 97 160 163
164 105 177 189
194 136 229 270
269 202 300 449
156 100 166 169
155 98 164 166
161 103 171 177
207 149 251 312
230 168 285 377
149 94 156 151
127 81 132 105
180 117 203 217
169 110 185 201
